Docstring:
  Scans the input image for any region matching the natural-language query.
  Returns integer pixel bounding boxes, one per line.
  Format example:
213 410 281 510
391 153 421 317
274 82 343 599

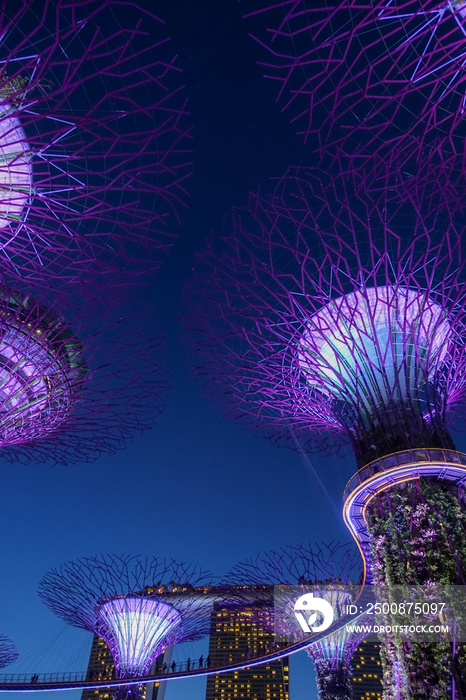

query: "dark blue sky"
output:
1 3 372 700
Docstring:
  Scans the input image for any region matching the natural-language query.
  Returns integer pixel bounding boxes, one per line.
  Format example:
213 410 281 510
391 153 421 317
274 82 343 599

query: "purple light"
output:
189 160 466 694
298 287 450 400
297 285 450 416
223 544 362 699
0 285 84 447
241 0 466 155
39 555 215 684
97 597 181 677
0 0 193 283
0 107 31 229
343 448 466 579
187 164 465 464
302 588 355 665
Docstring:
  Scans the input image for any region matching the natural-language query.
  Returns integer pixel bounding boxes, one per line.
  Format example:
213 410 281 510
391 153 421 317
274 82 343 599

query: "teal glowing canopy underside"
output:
97 596 181 677
297 286 450 422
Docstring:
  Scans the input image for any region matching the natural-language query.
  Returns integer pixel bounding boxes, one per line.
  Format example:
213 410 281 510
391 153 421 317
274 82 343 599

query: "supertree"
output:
241 0 466 159
39 555 216 699
187 164 466 697
0 279 168 465
0 636 18 669
224 542 364 700
0 0 192 284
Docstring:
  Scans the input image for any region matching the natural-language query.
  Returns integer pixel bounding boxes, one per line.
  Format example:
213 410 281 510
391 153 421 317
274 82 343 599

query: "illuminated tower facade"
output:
0 281 168 466
0 285 85 447
188 164 466 698
206 598 289 700
350 641 383 700
223 543 361 700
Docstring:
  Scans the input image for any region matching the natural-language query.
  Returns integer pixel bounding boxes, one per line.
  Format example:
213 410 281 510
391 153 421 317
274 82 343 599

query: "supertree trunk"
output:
314 659 352 700
113 683 145 700
366 479 466 699
186 163 466 697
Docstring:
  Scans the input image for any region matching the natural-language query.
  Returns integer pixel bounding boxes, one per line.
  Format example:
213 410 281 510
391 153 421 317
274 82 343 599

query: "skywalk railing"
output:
343 448 466 501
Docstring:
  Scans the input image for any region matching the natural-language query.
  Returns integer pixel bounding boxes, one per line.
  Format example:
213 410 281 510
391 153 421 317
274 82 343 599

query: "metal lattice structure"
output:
0 283 85 448
225 543 363 700
0 0 192 283
39 556 215 688
0 636 18 669
0 281 168 465
188 163 466 695
241 0 466 156
188 163 466 466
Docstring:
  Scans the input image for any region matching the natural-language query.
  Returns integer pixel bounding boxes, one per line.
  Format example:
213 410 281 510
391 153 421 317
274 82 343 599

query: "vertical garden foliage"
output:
368 481 466 698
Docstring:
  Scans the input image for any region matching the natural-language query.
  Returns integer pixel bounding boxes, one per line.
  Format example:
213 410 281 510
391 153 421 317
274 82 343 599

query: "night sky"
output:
0 2 393 700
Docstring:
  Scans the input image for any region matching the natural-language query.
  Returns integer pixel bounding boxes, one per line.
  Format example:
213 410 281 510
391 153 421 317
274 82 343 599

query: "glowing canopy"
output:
0 290 84 446
0 106 32 230
452 0 466 20
297 286 450 419
97 596 182 677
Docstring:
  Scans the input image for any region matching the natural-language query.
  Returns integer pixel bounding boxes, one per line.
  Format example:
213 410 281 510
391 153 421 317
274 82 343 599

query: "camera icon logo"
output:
293 593 334 633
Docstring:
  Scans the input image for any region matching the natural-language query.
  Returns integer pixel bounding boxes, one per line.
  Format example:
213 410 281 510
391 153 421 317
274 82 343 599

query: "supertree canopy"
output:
0 284 85 448
224 542 363 700
0 635 18 669
0 0 192 283
241 0 466 156
189 164 466 465
0 280 168 465
188 164 466 697
39 555 215 697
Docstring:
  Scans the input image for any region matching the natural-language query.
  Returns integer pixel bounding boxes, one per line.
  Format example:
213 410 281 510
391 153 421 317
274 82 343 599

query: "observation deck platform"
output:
343 448 466 581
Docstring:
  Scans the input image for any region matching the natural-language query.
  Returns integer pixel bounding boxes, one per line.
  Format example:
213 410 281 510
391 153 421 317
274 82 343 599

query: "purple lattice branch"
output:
241 0 466 156
187 163 466 465
226 542 361 587
39 555 215 679
0 636 18 669
224 542 363 683
0 0 192 283
0 280 169 465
